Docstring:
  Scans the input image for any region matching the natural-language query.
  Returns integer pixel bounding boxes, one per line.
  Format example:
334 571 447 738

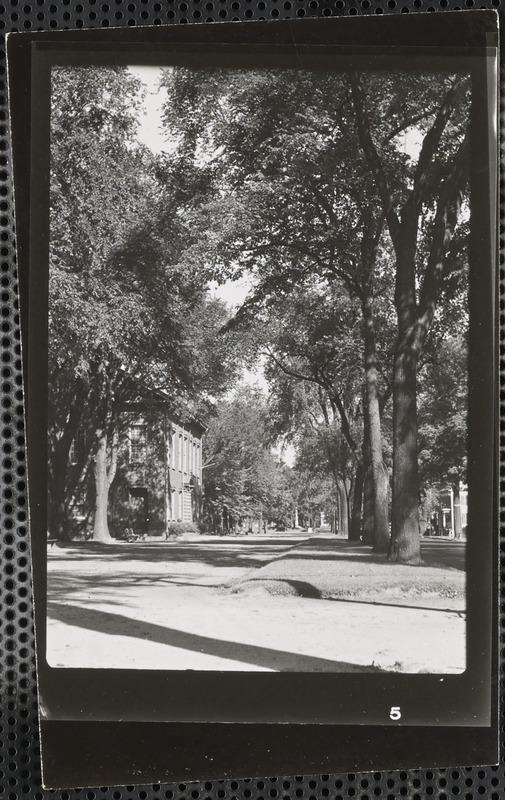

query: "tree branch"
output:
383 108 439 143
314 366 359 457
415 132 470 352
262 348 359 456
348 72 401 246
412 77 465 206
261 348 318 386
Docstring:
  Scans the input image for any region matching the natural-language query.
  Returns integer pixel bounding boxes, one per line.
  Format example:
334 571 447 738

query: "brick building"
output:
70 391 205 538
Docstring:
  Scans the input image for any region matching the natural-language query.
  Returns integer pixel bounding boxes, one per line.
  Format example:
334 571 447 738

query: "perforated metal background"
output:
0 1 502 797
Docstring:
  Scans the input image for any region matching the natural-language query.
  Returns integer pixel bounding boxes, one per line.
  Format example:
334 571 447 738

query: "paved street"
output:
47 531 466 673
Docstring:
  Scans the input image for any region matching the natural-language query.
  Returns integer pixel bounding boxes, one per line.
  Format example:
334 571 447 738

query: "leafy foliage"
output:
418 333 467 489
202 386 293 529
48 67 238 537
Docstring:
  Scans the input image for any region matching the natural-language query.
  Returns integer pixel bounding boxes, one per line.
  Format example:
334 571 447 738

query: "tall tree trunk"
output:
375 464 390 552
453 483 463 540
362 294 390 554
48 480 70 542
337 480 349 539
388 213 423 563
48 382 87 541
362 465 375 545
361 418 374 545
93 432 111 542
389 344 422 562
349 462 364 541
345 478 352 536
93 428 118 542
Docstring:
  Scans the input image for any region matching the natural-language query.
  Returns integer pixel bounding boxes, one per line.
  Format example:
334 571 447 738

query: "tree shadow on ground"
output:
48 537 304 570
283 580 323 599
50 537 464 572
47 571 224 598
284 538 465 572
240 578 464 614
47 601 385 673
286 552 465 571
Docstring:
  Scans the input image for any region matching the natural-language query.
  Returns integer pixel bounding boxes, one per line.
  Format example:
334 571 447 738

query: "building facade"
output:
70 396 205 539
431 483 468 538
110 406 205 537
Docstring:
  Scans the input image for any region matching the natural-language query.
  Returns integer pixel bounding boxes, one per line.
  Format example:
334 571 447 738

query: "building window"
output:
171 429 176 470
129 424 147 465
69 429 86 466
178 433 183 471
183 436 188 474
72 487 87 517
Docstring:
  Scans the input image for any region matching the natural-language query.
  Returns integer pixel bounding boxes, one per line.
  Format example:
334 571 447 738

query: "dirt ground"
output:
46 532 466 673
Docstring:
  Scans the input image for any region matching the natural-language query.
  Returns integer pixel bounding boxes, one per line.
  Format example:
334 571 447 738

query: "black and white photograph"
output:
44 58 476 676
6 11 498 785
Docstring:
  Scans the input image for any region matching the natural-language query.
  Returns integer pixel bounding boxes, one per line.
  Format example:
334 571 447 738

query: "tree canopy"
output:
158 65 470 561
48 66 241 539
48 63 470 559
202 386 292 532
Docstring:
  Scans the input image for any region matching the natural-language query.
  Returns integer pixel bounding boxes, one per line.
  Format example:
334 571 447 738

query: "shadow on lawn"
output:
285 538 465 572
242 578 464 615
47 600 385 673
47 571 221 597
50 537 464 572
48 537 303 570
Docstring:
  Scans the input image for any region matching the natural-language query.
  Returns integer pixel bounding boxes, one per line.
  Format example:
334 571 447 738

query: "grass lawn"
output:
228 535 465 610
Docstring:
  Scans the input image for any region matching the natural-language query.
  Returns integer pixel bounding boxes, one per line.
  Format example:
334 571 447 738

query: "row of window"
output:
170 487 191 521
130 424 201 474
69 424 202 475
70 485 191 523
169 428 201 475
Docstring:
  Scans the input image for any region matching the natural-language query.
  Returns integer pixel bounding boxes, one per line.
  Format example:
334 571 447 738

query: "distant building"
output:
69 390 205 538
432 483 468 538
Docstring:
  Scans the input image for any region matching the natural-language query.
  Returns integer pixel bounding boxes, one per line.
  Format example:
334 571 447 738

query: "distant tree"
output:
202 386 289 533
292 416 355 537
260 288 363 538
418 330 467 538
259 277 394 549
289 467 335 533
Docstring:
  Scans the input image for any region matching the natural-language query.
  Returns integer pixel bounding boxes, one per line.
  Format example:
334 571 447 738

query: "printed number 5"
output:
390 706 401 720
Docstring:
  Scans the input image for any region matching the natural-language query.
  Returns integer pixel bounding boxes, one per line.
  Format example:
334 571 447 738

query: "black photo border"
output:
7 10 499 786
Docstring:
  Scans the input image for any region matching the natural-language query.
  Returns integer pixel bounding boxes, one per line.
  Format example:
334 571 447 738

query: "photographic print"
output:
8 11 498 785
46 61 471 676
